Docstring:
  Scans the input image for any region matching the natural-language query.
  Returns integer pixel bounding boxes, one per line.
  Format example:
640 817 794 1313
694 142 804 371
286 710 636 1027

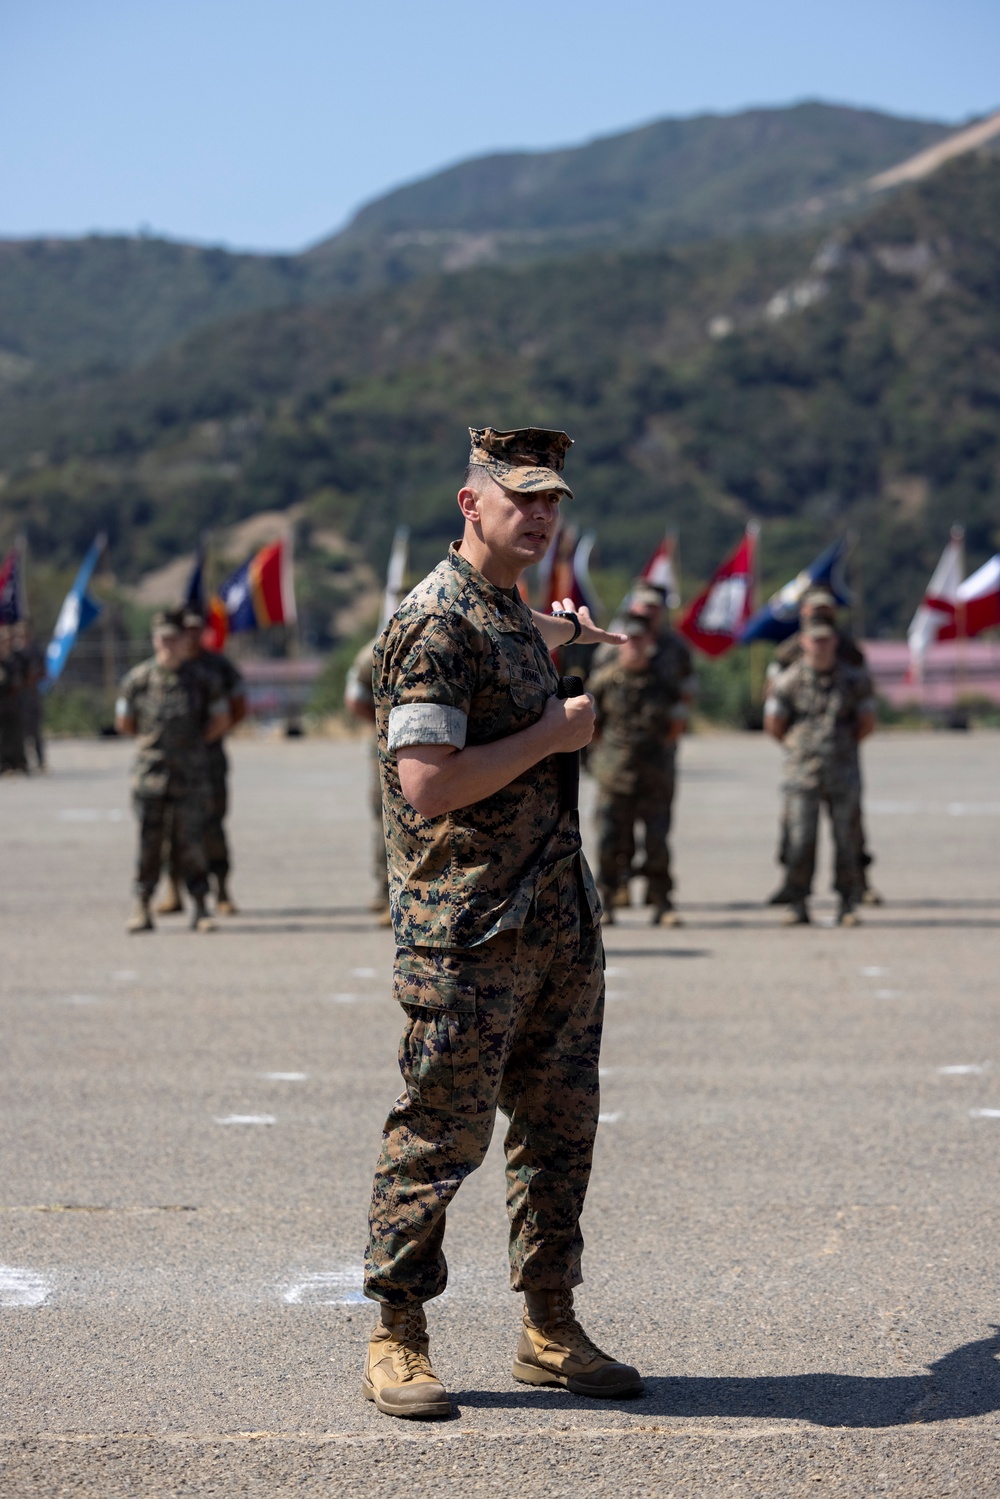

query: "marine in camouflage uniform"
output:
765 587 880 905
12 624 46 772
344 635 391 923
765 620 876 926
361 426 641 1420
0 625 28 774
157 610 247 917
588 612 689 925
116 614 229 933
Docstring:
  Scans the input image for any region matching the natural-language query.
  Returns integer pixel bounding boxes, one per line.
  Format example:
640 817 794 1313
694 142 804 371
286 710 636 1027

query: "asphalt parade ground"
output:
2 728 999 1498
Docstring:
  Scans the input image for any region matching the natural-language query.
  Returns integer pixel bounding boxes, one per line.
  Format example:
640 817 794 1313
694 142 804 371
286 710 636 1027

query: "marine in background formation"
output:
764 587 881 906
155 608 246 917
588 581 696 921
362 425 640 1421
588 608 689 926
0 624 28 774
115 613 230 933
344 635 392 925
765 618 876 926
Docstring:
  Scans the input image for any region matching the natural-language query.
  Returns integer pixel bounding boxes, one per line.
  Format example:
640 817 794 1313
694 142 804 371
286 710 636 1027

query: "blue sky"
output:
2 0 998 251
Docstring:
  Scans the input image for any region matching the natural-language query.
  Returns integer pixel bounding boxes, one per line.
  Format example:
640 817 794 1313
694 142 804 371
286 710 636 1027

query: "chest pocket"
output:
476 622 553 738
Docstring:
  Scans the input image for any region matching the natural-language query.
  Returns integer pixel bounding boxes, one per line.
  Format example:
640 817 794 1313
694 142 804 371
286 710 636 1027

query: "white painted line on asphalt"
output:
328 993 371 1004
351 968 377 979
110 970 138 982
598 1112 623 1123
0 1266 52 1308
874 989 904 999
948 802 1000 816
57 808 125 822
861 966 888 977
281 1267 366 1306
61 995 100 1006
215 1115 276 1125
259 1072 307 1082
599 1067 620 1076
938 1064 988 1075
868 799 1000 816
605 967 627 977
605 991 626 1001
970 1109 1000 1119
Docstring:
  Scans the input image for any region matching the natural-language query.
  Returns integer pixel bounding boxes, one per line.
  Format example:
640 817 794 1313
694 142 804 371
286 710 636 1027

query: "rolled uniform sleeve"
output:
383 618 477 755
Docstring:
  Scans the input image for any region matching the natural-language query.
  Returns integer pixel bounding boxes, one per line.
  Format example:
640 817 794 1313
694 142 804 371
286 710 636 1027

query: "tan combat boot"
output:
215 878 238 916
362 1304 451 1418
651 901 683 928
514 1289 643 1398
126 898 155 934
154 880 185 915
189 895 216 933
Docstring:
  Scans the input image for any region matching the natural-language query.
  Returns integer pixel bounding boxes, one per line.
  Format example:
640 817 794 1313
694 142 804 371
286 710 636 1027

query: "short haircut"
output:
463 463 496 493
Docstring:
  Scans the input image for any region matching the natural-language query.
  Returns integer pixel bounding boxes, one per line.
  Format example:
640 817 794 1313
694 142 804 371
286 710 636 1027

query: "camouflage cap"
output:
468 426 574 498
630 582 667 609
180 607 204 630
151 611 181 638
801 586 837 612
622 613 654 637
804 620 836 640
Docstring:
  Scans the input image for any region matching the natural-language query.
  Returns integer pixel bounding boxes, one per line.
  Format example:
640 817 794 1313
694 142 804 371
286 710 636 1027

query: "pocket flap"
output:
394 953 477 1013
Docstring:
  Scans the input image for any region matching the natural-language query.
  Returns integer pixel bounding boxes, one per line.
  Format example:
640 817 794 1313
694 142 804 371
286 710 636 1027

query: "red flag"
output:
639 534 679 608
678 526 757 657
906 528 964 681
944 553 1000 639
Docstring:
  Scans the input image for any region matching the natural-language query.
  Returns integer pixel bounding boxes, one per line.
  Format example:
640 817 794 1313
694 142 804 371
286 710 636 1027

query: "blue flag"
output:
740 537 852 644
45 535 105 685
184 545 206 612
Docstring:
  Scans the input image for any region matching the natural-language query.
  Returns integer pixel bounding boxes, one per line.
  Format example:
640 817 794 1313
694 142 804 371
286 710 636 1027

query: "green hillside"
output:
2 153 998 644
0 103 947 382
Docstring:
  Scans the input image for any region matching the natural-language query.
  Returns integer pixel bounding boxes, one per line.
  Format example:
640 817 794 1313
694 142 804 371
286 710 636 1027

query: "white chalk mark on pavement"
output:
874 989 904 999
329 993 363 1004
969 1109 1000 1119
351 968 377 979
0 1266 52 1308
281 1266 366 1306
861 966 888 977
260 1072 307 1082
939 1064 988 1075
605 967 627 977
215 1114 276 1125
598 1112 623 1124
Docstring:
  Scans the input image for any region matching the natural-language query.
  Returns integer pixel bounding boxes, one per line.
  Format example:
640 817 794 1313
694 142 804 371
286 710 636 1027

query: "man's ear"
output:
457 486 482 524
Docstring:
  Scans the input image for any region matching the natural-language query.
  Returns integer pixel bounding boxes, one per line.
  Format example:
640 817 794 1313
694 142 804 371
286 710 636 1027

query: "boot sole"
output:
361 1374 452 1418
512 1358 644 1399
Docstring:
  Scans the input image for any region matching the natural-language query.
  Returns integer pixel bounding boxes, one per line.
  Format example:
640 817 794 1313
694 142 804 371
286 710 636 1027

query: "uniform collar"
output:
448 543 526 613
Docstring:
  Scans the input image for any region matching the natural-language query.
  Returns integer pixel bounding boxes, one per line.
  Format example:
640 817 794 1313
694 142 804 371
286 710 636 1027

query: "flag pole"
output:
748 521 763 718
284 523 303 737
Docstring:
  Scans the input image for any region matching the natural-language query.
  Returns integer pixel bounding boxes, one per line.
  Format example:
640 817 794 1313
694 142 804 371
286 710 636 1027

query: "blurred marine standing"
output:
156 609 246 917
116 613 229 933
588 610 689 926
765 619 876 926
344 635 391 924
0 625 28 774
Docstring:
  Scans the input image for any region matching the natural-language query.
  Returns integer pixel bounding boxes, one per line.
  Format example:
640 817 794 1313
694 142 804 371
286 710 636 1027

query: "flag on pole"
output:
740 536 852 644
215 538 297 637
45 534 105 684
380 525 411 629
184 545 206 612
0 546 26 625
538 524 600 615
677 525 757 657
639 534 680 609
950 553 1000 638
907 527 965 680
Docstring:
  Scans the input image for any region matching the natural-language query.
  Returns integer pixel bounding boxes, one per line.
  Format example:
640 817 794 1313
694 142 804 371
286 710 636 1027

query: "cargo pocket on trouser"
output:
394 951 480 1116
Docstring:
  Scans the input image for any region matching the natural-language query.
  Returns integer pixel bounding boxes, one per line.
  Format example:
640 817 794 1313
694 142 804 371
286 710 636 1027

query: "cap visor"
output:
489 464 573 499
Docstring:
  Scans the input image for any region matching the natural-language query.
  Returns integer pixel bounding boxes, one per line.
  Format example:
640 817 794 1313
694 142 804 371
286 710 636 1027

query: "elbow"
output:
405 785 451 819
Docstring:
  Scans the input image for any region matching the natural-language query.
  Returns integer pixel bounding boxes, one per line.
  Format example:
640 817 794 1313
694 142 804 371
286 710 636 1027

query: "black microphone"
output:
555 675 586 813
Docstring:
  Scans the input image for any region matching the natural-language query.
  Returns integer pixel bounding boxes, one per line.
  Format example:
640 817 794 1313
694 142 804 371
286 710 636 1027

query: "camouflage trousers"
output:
135 789 210 899
595 778 675 902
0 700 27 773
779 792 873 889
365 860 604 1307
783 783 864 904
168 748 228 882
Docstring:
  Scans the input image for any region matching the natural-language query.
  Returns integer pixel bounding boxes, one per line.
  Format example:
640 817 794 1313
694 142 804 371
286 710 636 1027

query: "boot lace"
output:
546 1290 608 1362
392 1309 435 1380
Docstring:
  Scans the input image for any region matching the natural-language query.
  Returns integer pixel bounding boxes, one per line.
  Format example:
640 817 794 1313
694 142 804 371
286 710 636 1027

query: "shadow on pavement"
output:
457 1328 1000 1428
602 947 712 959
